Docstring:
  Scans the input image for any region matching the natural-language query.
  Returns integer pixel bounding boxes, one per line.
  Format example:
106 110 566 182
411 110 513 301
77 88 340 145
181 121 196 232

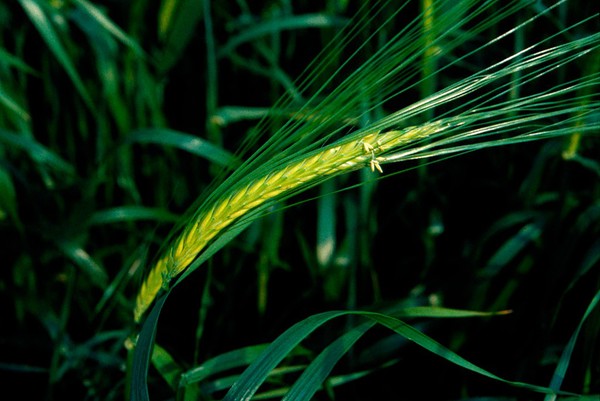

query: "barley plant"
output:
1 0 599 400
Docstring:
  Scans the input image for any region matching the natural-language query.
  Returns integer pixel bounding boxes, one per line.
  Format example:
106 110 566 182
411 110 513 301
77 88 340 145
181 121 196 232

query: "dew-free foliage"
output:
1 0 599 400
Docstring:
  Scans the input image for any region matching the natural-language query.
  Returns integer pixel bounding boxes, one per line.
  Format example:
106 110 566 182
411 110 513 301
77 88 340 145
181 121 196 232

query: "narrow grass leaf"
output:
225 310 568 401
366 312 570 396
151 344 183 390
0 362 48 374
158 0 178 38
181 344 270 385
55 240 108 288
210 106 271 127
482 220 544 277
198 375 240 396
72 0 144 56
544 289 600 401
17 0 93 109
395 306 512 318
569 154 600 177
199 366 308 397
0 47 38 75
0 166 20 229
88 206 179 226
70 10 131 134
317 181 336 267
282 322 374 401
218 14 348 58
0 85 30 122
564 239 600 295
157 0 204 72
131 292 169 401
0 128 74 174
223 311 349 401
326 367 383 388
203 0 218 146
127 129 240 167
94 245 147 316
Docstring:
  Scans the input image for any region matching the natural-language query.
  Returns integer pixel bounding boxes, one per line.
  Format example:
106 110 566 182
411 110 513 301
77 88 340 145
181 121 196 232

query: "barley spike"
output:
134 122 442 322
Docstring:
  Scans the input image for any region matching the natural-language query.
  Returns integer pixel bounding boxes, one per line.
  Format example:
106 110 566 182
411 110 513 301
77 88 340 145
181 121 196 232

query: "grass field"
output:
1 1 599 400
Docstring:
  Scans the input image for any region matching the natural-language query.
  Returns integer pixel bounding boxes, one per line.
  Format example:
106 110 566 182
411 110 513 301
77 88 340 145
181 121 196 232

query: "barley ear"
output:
134 122 442 322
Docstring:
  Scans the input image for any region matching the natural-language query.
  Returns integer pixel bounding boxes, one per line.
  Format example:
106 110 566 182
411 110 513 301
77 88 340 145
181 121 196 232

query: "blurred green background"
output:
1 0 598 400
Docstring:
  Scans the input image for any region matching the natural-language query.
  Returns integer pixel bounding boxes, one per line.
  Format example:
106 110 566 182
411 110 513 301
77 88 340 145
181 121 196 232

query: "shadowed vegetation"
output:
1 0 599 400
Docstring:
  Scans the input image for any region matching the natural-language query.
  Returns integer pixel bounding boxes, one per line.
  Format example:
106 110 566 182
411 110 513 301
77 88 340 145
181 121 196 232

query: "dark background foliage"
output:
0 0 598 400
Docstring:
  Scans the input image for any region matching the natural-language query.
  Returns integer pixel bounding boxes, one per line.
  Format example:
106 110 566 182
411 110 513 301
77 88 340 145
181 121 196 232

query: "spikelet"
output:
134 121 444 322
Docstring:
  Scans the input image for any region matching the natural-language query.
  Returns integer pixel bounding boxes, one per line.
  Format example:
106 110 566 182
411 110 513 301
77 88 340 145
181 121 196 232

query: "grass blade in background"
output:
72 0 144 57
126 128 240 168
18 0 94 109
0 85 30 123
157 0 204 73
217 13 348 59
281 322 374 401
544 290 600 401
88 206 179 226
0 128 75 175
